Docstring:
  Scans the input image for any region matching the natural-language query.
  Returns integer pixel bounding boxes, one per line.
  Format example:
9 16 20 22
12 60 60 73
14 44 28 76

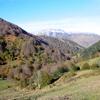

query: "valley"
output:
0 18 100 100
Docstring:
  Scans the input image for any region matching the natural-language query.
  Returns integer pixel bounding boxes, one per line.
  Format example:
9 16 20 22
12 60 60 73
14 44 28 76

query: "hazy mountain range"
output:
37 29 100 47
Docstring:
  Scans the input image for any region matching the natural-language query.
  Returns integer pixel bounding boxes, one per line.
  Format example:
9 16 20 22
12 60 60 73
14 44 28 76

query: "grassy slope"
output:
0 79 14 91
77 57 100 67
80 41 100 59
0 70 100 100
35 70 100 100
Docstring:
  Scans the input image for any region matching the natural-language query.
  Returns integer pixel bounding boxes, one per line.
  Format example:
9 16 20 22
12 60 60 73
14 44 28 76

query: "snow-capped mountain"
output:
37 29 69 38
36 29 100 47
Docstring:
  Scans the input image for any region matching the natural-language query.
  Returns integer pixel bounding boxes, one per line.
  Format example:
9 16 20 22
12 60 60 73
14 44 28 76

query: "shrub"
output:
97 61 100 68
20 78 28 88
28 71 38 89
90 63 98 69
52 67 69 80
81 63 90 70
29 70 52 89
68 65 80 72
38 71 52 88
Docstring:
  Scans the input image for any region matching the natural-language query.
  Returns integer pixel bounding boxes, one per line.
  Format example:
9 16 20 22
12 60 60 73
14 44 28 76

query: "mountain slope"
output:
0 18 69 63
68 33 100 48
80 40 100 59
0 18 83 89
40 36 83 57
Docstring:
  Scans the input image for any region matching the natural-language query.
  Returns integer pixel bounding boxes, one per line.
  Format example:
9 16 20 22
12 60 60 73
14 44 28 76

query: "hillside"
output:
37 29 100 47
0 18 83 89
1 70 100 100
80 41 100 60
40 36 83 58
0 18 100 99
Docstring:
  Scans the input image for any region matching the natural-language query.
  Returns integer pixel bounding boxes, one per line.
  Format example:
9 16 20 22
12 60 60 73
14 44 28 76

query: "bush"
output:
20 78 28 88
38 71 52 88
81 63 90 70
90 63 98 69
97 61 100 68
28 71 38 89
52 67 69 80
68 65 80 72
20 73 29 88
29 70 52 89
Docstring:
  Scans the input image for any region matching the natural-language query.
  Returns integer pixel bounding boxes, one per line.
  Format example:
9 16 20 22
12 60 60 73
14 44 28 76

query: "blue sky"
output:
0 0 100 34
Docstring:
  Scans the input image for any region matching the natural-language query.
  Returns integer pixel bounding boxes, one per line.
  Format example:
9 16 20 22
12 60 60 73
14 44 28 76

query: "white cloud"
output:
17 17 100 35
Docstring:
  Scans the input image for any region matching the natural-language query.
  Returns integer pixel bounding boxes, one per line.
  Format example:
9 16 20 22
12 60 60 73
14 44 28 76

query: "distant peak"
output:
0 18 4 21
41 29 67 33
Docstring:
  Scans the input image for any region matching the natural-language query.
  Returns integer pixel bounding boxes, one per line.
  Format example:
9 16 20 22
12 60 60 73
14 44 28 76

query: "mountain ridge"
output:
36 29 100 47
0 18 83 89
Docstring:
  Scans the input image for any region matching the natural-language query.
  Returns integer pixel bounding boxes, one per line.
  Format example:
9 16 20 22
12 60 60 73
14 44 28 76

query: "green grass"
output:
0 79 13 91
0 70 99 100
32 70 100 100
77 57 100 67
0 70 100 100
